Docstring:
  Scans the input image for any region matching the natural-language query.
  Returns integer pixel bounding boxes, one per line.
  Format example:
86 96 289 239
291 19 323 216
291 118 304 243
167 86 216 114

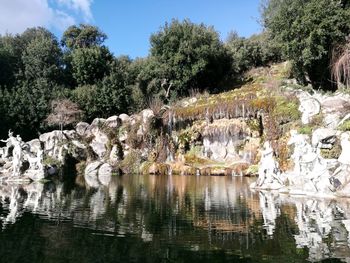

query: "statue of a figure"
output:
0 130 16 158
330 133 350 190
288 130 316 176
11 135 23 177
27 149 44 171
255 141 282 188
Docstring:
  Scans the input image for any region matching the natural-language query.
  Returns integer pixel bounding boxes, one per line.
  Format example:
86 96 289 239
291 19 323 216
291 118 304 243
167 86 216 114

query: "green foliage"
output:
298 126 313 135
71 46 113 86
225 31 282 75
262 0 350 88
62 24 107 50
119 150 142 174
148 19 232 97
273 96 301 123
338 120 350 131
71 62 132 121
321 143 342 159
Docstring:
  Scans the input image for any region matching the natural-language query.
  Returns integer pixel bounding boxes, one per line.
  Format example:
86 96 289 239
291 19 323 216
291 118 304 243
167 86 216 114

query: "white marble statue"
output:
286 130 332 193
27 149 44 171
330 133 350 191
0 130 16 158
11 135 23 177
288 130 317 176
251 141 283 189
0 131 46 181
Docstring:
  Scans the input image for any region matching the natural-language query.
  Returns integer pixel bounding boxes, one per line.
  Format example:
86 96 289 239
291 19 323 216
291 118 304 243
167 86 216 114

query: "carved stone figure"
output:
330 133 350 191
288 130 316 177
0 130 16 158
252 141 283 189
298 92 320 124
11 135 23 177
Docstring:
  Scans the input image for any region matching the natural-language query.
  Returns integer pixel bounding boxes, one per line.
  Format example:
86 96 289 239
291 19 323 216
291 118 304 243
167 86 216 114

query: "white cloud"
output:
0 0 93 35
57 0 93 21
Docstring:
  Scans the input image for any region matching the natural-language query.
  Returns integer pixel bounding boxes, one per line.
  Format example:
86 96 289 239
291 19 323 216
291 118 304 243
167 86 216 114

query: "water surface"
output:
0 174 349 262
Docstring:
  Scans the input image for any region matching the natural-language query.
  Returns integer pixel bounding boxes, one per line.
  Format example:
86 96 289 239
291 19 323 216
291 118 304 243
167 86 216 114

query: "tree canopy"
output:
148 19 232 98
262 0 350 88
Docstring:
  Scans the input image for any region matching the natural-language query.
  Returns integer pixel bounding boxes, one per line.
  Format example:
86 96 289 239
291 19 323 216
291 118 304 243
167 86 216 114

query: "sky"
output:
0 0 262 58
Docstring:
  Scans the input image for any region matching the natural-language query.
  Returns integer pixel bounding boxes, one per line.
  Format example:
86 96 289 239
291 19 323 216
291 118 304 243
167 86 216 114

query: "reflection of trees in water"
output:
2 175 350 261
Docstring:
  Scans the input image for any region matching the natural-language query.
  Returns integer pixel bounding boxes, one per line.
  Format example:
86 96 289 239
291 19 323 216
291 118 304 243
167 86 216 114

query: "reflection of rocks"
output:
259 191 280 236
257 191 350 262
3 175 350 261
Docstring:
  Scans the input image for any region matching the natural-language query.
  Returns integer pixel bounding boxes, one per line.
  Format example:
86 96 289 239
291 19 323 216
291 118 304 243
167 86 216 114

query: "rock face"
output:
98 163 112 186
298 92 320 124
251 141 284 190
84 161 103 188
252 128 350 197
3 71 350 192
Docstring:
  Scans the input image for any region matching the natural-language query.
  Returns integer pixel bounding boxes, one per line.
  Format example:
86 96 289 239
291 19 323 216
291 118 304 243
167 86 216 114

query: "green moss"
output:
140 161 152 175
184 154 211 166
273 96 300 123
247 118 261 132
246 165 259 175
43 156 62 167
119 150 142 174
321 143 342 159
75 160 86 176
298 126 313 135
339 120 350 132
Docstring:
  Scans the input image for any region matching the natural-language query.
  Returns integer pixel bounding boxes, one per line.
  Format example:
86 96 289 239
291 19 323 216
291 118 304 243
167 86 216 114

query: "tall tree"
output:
262 0 350 88
149 19 232 98
21 31 62 83
70 46 113 86
62 24 107 50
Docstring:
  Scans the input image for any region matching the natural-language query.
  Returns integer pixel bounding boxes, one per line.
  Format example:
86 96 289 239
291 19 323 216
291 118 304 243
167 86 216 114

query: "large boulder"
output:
39 130 64 161
311 128 337 148
298 92 320 124
105 116 121 129
89 130 109 159
321 96 350 128
76 122 90 137
27 139 41 153
98 163 113 186
119 114 130 124
84 161 102 188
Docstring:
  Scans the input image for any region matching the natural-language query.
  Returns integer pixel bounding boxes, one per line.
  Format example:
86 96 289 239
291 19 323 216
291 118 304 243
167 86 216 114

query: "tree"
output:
72 60 131 120
21 31 62 83
46 99 83 132
262 0 350 89
71 46 113 86
62 24 107 50
149 19 232 98
225 31 282 76
332 39 350 87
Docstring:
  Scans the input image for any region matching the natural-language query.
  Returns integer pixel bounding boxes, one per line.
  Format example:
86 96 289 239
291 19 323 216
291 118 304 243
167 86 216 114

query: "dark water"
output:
0 175 349 263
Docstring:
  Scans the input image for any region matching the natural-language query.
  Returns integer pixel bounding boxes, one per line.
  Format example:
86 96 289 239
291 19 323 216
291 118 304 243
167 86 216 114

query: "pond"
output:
0 174 349 262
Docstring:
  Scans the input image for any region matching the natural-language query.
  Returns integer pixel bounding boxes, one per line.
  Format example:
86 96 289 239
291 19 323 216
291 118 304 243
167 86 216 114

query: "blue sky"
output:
0 0 262 58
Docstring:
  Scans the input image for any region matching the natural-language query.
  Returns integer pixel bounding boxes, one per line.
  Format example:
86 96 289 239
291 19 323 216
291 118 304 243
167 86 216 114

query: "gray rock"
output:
27 139 41 153
109 145 121 163
119 114 130 123
105 115 121 128
98 163 112 186
84 161 102 188
311 128 337 148
140 109 154 124
298 92 320 124
89 131 109 159
76 122 90 137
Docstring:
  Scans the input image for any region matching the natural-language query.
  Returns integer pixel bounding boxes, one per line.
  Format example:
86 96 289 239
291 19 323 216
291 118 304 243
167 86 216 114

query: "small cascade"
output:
166 111 175 162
